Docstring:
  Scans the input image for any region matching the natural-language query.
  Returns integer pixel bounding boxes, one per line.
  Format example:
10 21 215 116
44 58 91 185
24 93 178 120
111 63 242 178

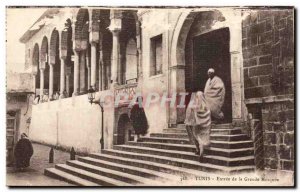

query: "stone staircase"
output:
44 123 256 186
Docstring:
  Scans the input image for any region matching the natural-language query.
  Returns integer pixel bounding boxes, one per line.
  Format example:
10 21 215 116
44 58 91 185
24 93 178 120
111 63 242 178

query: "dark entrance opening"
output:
116 114 134 145
191 28 232 123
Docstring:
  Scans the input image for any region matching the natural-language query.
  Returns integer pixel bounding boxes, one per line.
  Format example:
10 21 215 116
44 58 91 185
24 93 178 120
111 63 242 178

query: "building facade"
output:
6 72 34 165
19 7 294 176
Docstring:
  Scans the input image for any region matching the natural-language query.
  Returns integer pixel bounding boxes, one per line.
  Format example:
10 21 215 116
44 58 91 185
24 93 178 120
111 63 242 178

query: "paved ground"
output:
6 143 73 186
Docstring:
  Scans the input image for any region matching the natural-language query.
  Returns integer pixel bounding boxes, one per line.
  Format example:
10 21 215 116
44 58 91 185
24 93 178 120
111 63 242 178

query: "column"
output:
65 66 71 97
60 58 66 98
32 73 37 93
86 54 91 89
110 30 120 85
99 33 104 91
118 48 123 84
40 68 45 98
73 51 80 96
90 42 97 89
66 75 70 97
80 51 86 94
49 64 54 101
229 10 244 123
100 52 105 90
109 10 122 87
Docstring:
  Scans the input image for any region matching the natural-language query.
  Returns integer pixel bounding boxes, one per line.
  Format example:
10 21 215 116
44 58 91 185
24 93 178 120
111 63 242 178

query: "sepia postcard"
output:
6 6 295 187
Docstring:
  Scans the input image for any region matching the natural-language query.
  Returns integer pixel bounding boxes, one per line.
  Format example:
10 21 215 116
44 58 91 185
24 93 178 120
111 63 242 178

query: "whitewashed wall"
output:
29 91 115 153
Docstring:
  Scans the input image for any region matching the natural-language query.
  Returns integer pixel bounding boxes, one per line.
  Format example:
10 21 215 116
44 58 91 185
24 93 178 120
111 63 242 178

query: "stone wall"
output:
242 8 294 98
247 104 264 171
242 8 294 174
262 101 294 172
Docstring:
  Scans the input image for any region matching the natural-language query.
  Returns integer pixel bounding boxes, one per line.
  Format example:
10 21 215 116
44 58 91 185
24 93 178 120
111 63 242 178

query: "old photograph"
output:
6 6 295 187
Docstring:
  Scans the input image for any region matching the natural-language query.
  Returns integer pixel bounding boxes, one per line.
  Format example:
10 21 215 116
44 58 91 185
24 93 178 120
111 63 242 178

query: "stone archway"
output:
169 9 245 125
75 8 90 94
61 18 74 97
50 29 61 99
40 36 50 99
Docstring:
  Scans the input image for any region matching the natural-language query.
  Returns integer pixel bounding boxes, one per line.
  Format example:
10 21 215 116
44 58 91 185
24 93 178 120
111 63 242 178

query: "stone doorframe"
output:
169 8 246 126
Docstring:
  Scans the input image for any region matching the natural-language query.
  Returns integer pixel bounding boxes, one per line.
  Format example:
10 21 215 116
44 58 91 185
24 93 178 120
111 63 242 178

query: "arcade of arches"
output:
31 9 141 102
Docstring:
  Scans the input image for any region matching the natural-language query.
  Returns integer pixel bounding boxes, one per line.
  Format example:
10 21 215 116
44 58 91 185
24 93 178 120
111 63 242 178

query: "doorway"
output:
192 28 232 123
6 111 18 166
116 114 134 145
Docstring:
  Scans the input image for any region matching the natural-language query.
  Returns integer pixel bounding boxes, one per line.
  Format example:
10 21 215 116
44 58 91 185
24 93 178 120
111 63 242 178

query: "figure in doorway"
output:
204 68 225 122
129 97 149 142
185 91 211 162
14 133 34 171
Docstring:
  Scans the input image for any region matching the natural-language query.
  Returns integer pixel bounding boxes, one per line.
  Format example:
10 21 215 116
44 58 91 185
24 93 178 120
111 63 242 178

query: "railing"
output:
114 82 138 103
34 89 69 104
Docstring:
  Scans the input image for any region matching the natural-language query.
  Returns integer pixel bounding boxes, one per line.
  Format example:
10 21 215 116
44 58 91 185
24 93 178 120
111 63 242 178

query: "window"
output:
150 34 163 76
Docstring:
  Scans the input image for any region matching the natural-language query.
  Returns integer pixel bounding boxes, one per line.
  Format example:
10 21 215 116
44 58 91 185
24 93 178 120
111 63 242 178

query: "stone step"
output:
115 145 254 167
89 153 224 177
113 145 199 161
145 134 248 144
126 141 196 153
77 156 174 182
163 127 242 134
210 134 249 142
176 124 187 129
140 136 191 145
204 155 255 167
44 167 99 186
156 129 242 138
66 160 161 185
210 140 253 149
205 147 254 158
212 123 233 129
176 123 233 129
127 139 253 152
211 128 243 135
54 163 132 186
150 133 189 139
100 149 255 174
163 128 187 134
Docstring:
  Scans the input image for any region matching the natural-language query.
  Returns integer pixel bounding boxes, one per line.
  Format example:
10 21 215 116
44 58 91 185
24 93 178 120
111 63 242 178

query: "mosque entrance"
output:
191 28 232 123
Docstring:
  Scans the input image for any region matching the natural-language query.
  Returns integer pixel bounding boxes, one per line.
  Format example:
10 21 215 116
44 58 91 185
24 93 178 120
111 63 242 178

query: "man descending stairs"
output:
44 123 256 186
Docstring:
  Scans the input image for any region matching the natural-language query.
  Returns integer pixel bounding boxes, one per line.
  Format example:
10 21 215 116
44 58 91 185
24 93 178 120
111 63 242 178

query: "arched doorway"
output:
170 9 244 125
116 114 134 145
185 12 232 122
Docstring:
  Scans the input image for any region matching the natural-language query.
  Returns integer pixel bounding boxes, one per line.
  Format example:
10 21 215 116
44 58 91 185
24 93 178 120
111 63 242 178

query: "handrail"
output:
115 82 138 90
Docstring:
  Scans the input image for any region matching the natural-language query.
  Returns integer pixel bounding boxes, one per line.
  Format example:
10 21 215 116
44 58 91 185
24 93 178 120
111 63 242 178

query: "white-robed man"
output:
204 68 225 121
